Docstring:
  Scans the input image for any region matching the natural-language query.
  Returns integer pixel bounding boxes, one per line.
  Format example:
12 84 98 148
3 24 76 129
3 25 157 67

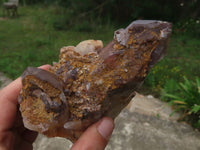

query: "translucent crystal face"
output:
19 20 172 142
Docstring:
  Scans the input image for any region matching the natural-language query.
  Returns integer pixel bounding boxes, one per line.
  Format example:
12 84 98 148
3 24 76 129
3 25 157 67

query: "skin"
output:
0 65 114 150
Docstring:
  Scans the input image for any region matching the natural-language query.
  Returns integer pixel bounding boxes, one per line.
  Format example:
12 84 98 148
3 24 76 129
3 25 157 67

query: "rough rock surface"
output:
1 76 200 150
31 94 200 150
33 93 200 150
18 20 172 142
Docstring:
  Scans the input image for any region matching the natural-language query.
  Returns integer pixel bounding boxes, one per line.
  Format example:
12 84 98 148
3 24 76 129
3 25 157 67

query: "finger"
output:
0 77 22 105
0 131 14 150
38 64 51 71
71 117 114 150
0 64 51 105
0 96 18 131
0 64 51 131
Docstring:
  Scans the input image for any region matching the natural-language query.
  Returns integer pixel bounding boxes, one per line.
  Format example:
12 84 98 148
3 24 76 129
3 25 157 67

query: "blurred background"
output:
0 0 200 128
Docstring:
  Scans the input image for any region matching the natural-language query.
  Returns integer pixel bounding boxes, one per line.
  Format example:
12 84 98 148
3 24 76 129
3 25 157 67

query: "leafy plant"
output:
143 63 183 96
174 18 200 37
160 79 179 100
162 76 200 128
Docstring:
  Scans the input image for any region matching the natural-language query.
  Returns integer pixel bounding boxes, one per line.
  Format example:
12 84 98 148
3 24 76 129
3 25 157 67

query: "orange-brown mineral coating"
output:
49 21 163 121
49 48 100 119
19 68 70 137
19 20 172 142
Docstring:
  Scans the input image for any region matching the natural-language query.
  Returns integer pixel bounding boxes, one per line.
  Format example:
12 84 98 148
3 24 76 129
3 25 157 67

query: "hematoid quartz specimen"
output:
19 20 172 142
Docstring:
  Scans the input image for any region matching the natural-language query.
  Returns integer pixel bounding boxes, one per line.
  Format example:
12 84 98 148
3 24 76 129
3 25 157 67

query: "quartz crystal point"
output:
19 20 172 142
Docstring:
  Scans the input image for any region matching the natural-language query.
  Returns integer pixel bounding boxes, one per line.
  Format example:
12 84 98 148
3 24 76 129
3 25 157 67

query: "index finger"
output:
0 64 51 131
0 77 22 105
0 64 51 105
0 77 22 131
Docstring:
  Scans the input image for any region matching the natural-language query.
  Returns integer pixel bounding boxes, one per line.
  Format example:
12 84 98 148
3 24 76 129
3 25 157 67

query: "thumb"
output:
71 117 114 150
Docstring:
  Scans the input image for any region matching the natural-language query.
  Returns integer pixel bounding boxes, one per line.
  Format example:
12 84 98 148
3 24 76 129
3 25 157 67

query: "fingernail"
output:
38 64 51 70
97 117 114 140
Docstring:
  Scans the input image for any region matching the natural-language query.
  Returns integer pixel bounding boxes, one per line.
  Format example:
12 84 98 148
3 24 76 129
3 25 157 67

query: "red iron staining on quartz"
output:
19 20 172 142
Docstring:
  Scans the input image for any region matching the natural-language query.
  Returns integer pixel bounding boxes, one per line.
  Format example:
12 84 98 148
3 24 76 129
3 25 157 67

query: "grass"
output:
1 4 200 129
0 5 115 79
162 76 200 128
141 34 200 97
0 5 199 97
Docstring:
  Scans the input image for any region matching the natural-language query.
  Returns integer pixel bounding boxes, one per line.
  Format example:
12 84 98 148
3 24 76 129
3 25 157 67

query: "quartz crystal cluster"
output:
19 20 172 142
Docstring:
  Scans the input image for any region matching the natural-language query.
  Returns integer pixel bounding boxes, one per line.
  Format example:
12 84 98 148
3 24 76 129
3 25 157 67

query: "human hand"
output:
0 64 114 150
71 117 114 150
0 65 51 150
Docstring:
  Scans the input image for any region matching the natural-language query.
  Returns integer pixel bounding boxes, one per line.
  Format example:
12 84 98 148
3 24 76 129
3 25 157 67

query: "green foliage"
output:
162 77 200 128
160 79 179 101
144 64 182 95
14 0 200 37
18 0 200 28
142 34 200 96
73 21 94 32
0 6 114 79
0 5 200 129
174 18 200 37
